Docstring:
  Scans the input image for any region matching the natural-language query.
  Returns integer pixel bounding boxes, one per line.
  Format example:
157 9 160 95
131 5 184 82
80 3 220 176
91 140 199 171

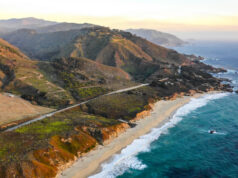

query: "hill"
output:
126 28 186 47
0 38 74 107
0 38 132 108
2 27 192 81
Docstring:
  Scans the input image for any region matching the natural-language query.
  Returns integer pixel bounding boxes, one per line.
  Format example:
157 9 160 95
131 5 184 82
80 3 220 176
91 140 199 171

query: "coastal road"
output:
6 83 149 131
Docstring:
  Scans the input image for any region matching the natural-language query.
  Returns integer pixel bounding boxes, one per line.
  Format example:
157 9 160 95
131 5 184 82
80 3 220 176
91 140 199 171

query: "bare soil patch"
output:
0 93 54 126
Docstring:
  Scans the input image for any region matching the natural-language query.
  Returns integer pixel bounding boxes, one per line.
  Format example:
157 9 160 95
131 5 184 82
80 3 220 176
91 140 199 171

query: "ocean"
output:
90 41 238 178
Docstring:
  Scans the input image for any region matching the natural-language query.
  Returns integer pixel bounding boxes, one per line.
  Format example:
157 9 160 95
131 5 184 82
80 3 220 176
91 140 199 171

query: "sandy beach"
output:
57 93 205 178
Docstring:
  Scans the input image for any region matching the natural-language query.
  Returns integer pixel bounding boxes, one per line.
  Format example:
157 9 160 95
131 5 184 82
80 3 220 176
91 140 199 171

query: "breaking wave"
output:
89 93 229 178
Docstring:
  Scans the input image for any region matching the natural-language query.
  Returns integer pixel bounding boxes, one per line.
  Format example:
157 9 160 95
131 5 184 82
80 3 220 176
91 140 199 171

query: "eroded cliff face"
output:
0 123 132 178
130 103 154 122
81 122 130 145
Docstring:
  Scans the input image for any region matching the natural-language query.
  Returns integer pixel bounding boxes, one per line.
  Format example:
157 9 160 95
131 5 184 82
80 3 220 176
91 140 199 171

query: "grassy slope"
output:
0 38 74 108
39 57 132 101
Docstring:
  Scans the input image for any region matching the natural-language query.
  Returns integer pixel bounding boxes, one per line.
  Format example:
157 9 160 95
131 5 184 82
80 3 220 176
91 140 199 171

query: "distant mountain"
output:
0 17 97 34
36 22 98 33
1 28 81 59
2 27 191 81
0 17 57 32
0 27 12 35
126 29 186 47
0 18 186 49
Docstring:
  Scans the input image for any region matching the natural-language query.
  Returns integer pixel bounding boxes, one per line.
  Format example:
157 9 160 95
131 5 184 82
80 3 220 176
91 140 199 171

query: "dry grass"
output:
0 93 54 126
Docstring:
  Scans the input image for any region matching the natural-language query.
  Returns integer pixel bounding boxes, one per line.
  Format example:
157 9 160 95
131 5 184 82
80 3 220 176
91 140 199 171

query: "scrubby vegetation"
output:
73 87 108 99
84 92 151 120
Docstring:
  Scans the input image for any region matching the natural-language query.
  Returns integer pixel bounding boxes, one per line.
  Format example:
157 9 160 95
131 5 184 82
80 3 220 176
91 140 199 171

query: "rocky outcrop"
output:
130 103 154 122
81 123 130 145
185 54 204 61
149 65 233 97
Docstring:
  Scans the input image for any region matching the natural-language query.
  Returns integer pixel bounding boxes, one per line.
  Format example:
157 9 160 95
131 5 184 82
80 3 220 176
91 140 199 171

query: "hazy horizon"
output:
0 0 238 40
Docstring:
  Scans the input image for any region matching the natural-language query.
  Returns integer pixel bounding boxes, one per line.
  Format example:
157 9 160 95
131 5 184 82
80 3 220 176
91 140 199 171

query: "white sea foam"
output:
203 57 221 62
214 132 227 135
226 69 237 74
89 93 229 178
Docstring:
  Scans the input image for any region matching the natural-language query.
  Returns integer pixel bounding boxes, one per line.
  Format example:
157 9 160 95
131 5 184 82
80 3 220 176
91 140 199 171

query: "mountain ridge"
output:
1 27 191 81
36 22 98 33
0 17 57 33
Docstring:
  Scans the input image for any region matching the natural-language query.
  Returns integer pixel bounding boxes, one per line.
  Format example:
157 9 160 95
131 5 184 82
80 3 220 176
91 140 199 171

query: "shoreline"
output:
57 92 216 178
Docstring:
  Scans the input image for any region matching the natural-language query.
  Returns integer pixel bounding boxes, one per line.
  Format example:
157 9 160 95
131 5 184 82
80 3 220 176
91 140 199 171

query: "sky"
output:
0 0 238 40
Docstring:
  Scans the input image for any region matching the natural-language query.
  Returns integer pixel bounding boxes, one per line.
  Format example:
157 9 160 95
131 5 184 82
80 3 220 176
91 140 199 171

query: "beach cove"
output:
57 91 225 178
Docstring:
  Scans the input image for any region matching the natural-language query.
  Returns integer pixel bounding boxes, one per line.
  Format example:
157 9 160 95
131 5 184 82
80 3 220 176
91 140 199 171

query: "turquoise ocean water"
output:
90 41 238 178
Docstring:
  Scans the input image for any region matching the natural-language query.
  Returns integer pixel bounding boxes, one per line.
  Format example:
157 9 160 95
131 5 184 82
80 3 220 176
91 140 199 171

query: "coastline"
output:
57 92 216 178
